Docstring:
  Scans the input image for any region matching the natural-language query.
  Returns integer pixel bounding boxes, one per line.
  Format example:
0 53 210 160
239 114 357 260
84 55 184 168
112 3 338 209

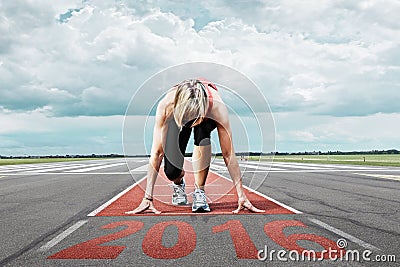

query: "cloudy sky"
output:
0 0 399 156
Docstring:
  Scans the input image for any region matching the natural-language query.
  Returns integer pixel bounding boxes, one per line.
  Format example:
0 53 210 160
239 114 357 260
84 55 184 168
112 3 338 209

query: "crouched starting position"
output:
126 78 264 214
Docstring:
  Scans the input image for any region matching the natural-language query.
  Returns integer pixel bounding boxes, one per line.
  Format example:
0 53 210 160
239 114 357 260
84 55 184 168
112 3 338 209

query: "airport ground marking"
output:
209 169 302 214
48 221 144 259
4 169 400 175
46 218 349 260
142 221 196 259
212 220 259 259
43 162 383 261
39 220 88 252
24 164 92 173
226 169 400 173
354 173 400 182
264 220 346 259
87 176 147 217
65 162 126 173
308 218 380 251
0 163 103 173
89 161 298 216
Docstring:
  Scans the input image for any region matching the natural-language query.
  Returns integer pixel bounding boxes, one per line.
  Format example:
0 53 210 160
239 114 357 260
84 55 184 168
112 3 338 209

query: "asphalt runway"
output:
0 158 399 266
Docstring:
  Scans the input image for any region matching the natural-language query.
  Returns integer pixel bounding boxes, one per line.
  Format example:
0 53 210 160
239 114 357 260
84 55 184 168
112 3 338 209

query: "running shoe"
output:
171 179 189 205
192 188 211 212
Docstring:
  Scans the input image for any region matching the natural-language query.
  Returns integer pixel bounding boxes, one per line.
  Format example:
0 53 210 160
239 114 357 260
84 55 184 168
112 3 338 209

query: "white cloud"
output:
275 112 400 152
1 0 399 117
0 111 124 156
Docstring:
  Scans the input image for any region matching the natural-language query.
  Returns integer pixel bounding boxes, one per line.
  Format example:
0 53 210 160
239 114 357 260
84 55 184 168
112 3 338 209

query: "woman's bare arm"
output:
214 103 265 213
125 99 169 214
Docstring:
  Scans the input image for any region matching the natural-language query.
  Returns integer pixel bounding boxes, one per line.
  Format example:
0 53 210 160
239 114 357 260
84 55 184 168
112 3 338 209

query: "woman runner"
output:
126 78 264 214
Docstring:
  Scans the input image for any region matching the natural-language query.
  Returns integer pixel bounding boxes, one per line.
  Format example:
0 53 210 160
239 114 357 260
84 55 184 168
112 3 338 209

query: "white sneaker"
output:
192 188 210 212
171 179 189 205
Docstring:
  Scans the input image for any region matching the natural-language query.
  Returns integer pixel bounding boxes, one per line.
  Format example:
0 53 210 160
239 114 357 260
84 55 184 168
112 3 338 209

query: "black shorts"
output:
163 118 217 181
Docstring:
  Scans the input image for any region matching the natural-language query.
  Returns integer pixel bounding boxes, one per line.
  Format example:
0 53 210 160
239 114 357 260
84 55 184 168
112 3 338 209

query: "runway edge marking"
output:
39 220 88 251
87 176 146 217
209 169 303 214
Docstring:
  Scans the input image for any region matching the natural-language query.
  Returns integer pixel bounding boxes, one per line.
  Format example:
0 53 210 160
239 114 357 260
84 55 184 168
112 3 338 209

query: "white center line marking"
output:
308 218 380 251
39 220 88 251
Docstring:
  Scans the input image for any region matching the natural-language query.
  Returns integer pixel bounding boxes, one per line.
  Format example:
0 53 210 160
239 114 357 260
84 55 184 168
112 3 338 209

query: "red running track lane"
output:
95 160 296 216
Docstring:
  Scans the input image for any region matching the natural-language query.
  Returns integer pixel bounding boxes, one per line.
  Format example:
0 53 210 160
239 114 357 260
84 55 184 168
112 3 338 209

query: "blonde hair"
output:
174 79 208 128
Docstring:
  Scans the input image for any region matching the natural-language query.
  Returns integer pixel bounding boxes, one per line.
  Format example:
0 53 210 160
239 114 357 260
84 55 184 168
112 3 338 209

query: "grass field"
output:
0 158 100 166
248 154 400 167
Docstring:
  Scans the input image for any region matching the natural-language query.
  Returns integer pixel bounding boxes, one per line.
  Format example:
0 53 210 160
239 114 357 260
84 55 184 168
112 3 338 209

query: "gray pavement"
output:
0 158 399 266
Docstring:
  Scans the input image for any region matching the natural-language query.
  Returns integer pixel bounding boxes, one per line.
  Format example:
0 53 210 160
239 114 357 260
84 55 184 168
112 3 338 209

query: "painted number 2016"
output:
48 220 345 260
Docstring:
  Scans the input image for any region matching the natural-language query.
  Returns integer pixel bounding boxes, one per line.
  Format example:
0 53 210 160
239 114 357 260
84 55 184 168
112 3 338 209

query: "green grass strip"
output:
245 154 400 167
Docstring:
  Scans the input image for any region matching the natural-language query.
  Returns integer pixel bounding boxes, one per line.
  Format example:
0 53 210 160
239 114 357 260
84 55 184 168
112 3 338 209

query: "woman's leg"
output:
192 144 211 190
163 119 192 183
192 119 217 189
164 119 192 205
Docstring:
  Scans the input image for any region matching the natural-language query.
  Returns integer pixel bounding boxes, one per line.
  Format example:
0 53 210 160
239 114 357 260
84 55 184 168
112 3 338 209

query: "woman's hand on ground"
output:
232 197 265 214
125 198 161 215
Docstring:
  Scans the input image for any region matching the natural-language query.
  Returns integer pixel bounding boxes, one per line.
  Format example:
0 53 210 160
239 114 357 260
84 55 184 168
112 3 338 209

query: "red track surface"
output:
97 161 294 216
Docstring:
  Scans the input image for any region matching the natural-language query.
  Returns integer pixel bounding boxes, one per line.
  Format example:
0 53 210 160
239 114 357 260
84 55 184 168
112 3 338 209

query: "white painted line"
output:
39 220 88 251
236 160 386 171
155 184 223 187
3 168 400 176
236 169 400 173
309 218 380 251
272 162 334 170
274 161 386 170
354 173 400 181
210 170 302 214
66 162 126 173
234 160 388 171
130 164 149 173
0 164 68 173
211 161 230 165
0 163 65 169
23 164 90 173
0 172 131 175
212 161 285 171
240 163 285 171
87 176 147 216
210 164 227 171
0 166 26 170
273 162 337 168
154 194 235 197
